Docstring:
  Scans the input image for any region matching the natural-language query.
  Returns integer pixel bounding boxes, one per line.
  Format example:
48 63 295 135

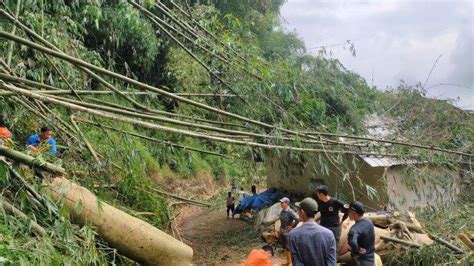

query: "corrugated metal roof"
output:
359 156 419 167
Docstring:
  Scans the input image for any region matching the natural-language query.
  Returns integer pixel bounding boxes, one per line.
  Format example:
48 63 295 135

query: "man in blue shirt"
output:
289 197 337 266
27 126 57 155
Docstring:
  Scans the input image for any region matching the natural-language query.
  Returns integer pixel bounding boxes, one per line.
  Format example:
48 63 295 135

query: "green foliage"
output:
0 161 112 264
374 83 473 152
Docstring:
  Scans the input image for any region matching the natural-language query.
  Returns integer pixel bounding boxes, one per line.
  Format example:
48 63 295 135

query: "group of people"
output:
246 185 375 266
226 184 257 218
0 115 57 155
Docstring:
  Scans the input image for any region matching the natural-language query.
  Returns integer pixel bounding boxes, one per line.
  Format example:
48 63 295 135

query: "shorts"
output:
226 205 235 216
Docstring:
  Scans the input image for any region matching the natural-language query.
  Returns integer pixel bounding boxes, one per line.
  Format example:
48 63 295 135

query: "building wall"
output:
265 151 388 210
265 151 460 211
385 165 460 210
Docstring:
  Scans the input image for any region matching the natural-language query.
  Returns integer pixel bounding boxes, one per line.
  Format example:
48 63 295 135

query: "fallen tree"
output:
44 177 193 265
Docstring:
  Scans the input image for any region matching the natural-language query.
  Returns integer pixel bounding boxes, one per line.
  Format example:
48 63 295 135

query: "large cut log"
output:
44 178 193 265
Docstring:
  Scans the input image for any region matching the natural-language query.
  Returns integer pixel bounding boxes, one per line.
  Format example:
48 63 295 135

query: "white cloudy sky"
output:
280 0 473 109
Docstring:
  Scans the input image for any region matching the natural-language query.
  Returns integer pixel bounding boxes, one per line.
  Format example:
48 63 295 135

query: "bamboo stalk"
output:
1 81 404 156
303 131 472 157
168 0 251 65
78 118 230 158
0 29 328 144
85 97 250 129
7 88 330 151
0 59 78 141
6 163 58 218
12 97 76 141
5 0 21 65
48 93 369 148
153 1 233 65
51 94 318 142
0 73 247 129
34 100 79 139
156 0 262 81
0 31 253 125
0 79 251 135
149 187 210 207
429 234 465 254
128 1 246 104
70 114 102 165
51 94 258 137
0 9 151 112
0 195 46 236
465 231 474 241
133 1 282 112
0 87 235 97
7 163 44 204
43 55 82 100
380 235 422 248
0 146 65 175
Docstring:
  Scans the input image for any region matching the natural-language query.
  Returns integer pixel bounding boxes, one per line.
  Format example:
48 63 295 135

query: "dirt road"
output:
178 206 285 265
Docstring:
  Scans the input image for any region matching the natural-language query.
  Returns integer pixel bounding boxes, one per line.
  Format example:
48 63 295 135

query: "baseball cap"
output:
349 201 365 215
295 197 319 216
279 197 290 204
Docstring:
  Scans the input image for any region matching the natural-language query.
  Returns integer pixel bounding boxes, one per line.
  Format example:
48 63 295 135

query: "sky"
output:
280 0 473 110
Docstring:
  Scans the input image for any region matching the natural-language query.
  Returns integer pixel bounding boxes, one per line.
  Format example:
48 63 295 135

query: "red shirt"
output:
0 127 11 139
245 249 271 266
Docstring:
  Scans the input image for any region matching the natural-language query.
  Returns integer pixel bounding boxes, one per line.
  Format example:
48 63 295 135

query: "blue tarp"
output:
234 188 283 214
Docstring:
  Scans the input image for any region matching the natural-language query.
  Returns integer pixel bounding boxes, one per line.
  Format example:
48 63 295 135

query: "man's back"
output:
348 218 375 262
289 221 336 266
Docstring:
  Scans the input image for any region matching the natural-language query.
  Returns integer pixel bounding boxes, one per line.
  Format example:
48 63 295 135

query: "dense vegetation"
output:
0 0 472 264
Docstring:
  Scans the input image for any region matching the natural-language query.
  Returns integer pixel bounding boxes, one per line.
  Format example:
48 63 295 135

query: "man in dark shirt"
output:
226 192 235 218
314 185 349 249
347 201 375 266
289 197 336 266
278 197 299 265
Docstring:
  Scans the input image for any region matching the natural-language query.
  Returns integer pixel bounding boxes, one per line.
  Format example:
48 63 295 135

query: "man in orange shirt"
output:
245 245 274 266
0 115 12 142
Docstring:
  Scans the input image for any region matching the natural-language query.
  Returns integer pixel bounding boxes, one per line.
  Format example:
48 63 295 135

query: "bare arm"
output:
337 200 349 224
314 212 321 222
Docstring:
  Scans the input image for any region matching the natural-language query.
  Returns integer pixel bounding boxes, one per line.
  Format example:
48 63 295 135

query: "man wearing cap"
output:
278 197 299 265
289 197 336 266
347 201 375 266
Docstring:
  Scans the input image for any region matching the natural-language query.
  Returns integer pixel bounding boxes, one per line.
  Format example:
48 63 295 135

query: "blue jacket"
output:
289 221 337 266
27 134 57 155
